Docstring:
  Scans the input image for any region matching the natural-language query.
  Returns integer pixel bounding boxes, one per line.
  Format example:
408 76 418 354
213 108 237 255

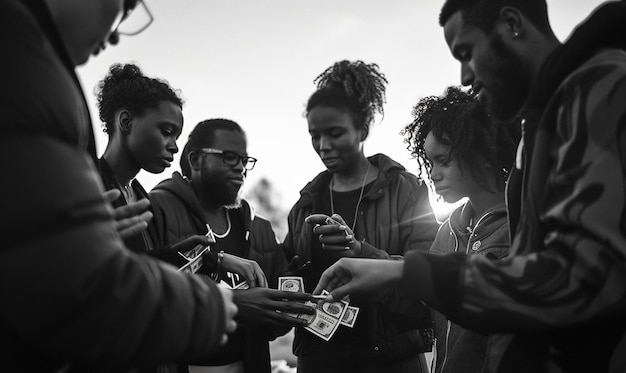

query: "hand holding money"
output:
305 214 362 257
231 287 315 326
313 258 404 302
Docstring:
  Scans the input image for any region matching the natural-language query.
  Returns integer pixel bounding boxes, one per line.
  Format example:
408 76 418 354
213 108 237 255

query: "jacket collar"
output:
153 172 255 236
296 153 407 208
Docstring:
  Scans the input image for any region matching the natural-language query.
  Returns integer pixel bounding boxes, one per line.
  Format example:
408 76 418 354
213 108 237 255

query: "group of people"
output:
2 1 625 373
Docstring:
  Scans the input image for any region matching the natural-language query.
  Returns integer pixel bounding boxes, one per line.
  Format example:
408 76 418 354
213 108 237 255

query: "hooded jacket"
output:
402 2 626 371
283 153 440 361
149 172 288 373
430 202 509 373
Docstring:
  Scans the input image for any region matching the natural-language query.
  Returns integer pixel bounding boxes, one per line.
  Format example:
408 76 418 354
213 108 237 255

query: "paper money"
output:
304 296 348 341
278 276 305 293
177 246 209 274
340 306 360 328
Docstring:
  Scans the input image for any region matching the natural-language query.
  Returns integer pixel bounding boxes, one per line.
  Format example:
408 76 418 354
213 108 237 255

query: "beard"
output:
485 34 532 121
198 170 243 209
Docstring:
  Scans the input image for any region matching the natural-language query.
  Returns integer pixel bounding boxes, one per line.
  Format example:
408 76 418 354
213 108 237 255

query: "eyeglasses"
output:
116 0 154 36
200 148 257 170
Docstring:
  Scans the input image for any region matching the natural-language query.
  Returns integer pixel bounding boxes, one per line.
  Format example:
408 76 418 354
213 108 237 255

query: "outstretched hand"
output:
305 214 362 257
221 254 268 288
232 288 315 326
313 258 404 302
104 189 153 239
170 235 211 253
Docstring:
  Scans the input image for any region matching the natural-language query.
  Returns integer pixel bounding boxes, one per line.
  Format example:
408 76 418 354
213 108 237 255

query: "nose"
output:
232 156 246 174
461 62 474 87
319 135 331 152
430 165 443 182
167 139 179 154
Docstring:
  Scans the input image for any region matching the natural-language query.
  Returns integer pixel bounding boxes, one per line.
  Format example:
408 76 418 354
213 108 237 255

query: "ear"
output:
117 110 133 134
498 6 524 39
360 126 369 142
188 151 203 172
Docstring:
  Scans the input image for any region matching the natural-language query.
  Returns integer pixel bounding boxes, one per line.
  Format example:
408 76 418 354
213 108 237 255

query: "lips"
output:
322 157 339 168
228 177 244 186
435 186 449 195
162 157 174 167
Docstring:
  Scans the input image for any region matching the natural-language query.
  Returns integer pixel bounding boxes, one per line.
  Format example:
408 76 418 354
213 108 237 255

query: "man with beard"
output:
311 1 626 372
149 118 314 373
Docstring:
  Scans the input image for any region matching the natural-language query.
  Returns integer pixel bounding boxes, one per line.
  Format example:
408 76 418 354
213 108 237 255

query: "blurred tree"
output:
245 177 289 242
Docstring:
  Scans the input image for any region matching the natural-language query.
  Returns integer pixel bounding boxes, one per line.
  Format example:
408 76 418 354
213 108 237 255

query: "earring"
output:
513 31 519 39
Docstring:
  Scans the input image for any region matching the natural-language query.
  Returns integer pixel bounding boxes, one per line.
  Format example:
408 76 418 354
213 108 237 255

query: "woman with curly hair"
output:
96 63 206 259
282 60 440 373
402 86 520 373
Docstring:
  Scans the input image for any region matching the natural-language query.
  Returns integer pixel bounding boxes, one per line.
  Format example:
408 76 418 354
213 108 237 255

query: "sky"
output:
77 0 608 217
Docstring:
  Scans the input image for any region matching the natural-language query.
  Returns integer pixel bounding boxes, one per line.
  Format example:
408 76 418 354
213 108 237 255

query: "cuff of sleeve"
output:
359 240 390 259
401 250 466 316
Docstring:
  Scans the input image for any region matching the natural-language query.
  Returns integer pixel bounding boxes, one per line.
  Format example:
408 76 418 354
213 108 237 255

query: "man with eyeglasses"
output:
149 118 314 373
1 0 239 371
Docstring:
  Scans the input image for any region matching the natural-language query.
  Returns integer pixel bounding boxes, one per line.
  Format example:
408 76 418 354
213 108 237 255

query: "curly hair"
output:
401 86 520 192
439 0 551 34
305 60 387 137
96 63 183 134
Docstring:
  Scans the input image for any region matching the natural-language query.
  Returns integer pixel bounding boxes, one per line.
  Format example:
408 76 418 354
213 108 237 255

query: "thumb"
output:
287 255 300 271
103 188 121 203
305 214 330 225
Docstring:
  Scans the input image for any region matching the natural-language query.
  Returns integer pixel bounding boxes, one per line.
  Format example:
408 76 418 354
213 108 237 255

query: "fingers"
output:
112 198 151 219
103 188 121 203
217 284 238 335
171 235 210 252
115 211 153 239
304 214 331 225
253 266 268 288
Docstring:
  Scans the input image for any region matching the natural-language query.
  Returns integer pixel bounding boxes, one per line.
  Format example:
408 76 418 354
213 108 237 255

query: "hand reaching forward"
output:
313 258 404 302
104 189 152 239
232 288 315 326
221 254 268 288
216 284 238 346
305 213 362 258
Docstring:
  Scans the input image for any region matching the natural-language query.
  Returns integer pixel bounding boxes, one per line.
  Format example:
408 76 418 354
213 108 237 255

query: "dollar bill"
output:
278 276 305 293
304 296 348 341
340 306 360 328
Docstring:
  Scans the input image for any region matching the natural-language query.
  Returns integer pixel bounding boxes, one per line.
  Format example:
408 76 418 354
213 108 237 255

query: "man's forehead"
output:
209 129 247 148
443 11 485 49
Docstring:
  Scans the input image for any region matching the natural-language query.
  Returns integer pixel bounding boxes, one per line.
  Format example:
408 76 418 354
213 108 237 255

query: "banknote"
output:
278 276 305 293
304 296 348 341
177 246 209 274
340 306 360 328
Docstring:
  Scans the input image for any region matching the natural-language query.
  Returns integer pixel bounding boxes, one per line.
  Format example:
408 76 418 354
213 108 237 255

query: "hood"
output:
297 153 409 206
446 201 508 246
152 172 256 234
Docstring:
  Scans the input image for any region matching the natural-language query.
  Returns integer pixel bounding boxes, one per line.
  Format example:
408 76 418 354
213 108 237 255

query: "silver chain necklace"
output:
329 162 371 233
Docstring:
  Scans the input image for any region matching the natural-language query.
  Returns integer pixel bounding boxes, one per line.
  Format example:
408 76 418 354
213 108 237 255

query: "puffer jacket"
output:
1 0 227 370
148 172 288 373
283 153 440 361
430 202 509 373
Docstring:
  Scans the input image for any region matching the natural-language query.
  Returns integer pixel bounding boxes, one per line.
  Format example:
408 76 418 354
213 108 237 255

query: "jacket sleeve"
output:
0 137 227 368
402 61 626 334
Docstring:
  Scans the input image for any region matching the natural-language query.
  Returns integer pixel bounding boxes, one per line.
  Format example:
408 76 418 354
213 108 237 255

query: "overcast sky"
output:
77 0 608 216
